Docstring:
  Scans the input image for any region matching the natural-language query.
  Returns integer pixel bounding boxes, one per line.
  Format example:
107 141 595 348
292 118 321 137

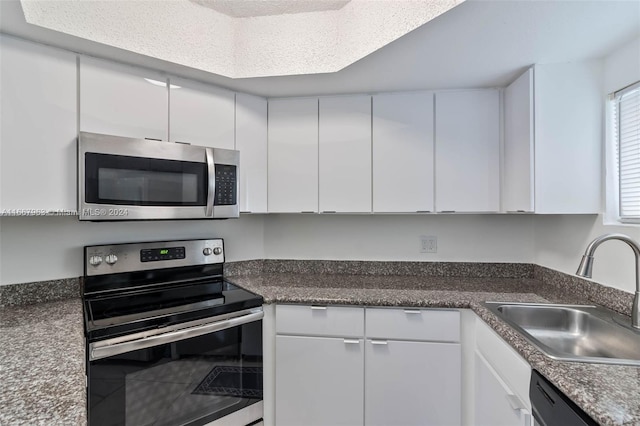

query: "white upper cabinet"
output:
236 93 268 213
503 62 602 214
533 61 602 214
0 36 77 211
268 98 319 213
503 69 535 213
80 56 168 141
169 77 235 149
372 92 434 213
319 95 372 213
435 90 500 212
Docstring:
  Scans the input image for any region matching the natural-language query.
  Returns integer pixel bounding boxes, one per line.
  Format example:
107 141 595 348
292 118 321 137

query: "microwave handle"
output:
205 148 215 217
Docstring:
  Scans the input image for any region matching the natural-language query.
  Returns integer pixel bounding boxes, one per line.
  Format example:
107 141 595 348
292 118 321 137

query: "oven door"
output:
79 131 216 221
87 309 263 426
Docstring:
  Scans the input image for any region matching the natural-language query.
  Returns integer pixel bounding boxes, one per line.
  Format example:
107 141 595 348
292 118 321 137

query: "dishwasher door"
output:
530 370 597 426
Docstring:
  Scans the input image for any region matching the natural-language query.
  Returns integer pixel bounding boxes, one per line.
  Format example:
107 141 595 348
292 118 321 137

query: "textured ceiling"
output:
2 1 638 97
190 0 351 17
18 0 463 78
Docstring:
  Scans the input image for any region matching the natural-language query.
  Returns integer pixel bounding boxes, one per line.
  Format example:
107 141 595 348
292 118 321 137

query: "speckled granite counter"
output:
0 298 86 425
227 273 640 426
2 264 639 426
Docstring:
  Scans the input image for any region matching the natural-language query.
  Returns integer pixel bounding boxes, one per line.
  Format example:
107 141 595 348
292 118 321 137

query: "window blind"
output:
616 81 640 220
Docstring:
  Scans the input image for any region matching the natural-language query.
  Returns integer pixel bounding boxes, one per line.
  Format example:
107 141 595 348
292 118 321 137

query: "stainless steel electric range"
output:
82 238 264 426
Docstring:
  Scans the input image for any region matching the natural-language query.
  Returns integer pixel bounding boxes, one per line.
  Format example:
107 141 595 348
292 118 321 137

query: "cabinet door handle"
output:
310 306 327 310
506 394 527 412
403 309 422 314
371 340 388 345
343 339 360 345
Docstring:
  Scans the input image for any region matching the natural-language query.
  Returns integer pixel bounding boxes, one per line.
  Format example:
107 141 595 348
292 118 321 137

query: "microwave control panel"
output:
215 165 237 206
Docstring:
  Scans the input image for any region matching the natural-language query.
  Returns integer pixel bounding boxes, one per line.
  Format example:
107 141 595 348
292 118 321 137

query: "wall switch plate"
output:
420 235 437 253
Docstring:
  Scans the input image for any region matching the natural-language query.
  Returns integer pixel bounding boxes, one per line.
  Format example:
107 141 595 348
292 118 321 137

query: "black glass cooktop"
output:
84 278 262 341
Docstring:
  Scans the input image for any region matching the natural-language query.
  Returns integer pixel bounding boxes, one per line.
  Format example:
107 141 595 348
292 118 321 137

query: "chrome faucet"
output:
576 233 640 329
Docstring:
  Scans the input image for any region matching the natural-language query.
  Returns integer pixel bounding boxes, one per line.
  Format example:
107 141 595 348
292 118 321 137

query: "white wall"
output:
534 37 640 293
602 37 640 94
534 215 640 292
264 214 535 262
0 215 265 285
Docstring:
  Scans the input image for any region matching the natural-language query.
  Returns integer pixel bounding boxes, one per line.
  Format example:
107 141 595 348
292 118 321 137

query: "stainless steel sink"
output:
484 302 640 366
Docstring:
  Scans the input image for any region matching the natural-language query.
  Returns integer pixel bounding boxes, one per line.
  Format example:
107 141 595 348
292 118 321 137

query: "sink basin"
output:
484 302 640 366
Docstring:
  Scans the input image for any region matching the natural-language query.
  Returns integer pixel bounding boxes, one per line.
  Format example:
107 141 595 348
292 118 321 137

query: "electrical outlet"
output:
420 235 437 253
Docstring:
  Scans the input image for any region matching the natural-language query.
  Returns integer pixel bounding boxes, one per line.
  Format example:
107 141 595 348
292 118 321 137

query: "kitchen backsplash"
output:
1 261 634 319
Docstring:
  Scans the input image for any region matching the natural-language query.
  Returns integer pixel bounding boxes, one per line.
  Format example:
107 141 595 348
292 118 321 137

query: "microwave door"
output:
206 148 215 218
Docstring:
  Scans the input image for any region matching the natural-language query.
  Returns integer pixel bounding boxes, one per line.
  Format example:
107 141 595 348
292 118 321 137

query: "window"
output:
613 81 640 222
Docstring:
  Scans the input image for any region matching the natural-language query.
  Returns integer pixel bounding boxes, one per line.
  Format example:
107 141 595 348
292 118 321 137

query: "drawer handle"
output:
506 394 527 412
343 339 360 345
404 309 422 314
310 306 327 310
371 340 388 345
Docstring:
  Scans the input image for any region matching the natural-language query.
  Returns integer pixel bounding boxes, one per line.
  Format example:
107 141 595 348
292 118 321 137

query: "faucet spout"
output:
576 233 640 329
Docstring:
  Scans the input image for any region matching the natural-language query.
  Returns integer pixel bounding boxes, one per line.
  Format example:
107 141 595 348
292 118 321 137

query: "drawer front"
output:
276 304 364 337
366 308 460 342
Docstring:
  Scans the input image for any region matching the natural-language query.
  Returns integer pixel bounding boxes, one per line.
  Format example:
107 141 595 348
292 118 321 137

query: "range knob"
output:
203 247 213 256
89 255 103 266
105 254 118 265
213 247 223 255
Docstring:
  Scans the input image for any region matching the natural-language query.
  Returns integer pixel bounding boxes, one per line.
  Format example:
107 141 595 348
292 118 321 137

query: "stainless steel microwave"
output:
78 132 239 221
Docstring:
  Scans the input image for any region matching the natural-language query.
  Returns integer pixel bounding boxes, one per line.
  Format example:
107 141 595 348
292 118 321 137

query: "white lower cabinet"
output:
473 317 532 426
274 305 461 426
275 335 364 426
474 352 531 426
365 339 461 426
273 306 533 426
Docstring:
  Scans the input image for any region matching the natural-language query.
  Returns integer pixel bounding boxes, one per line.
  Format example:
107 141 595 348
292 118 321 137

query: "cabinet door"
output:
319 95 372 213
169 77 235 149
236 93 268 213
503 69 534 213
534 61 602 214
0 36 77 211
268 98 318 213
474 352 531 426
275 335 364 426
435 90 500 212
80 56 167 140
372 92 434 213
365 340 461 426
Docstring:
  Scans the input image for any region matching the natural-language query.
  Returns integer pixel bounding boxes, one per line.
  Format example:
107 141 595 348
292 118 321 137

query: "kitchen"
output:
1 0 640 425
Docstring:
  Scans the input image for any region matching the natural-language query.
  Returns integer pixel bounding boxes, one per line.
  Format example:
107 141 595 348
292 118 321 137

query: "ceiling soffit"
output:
189 0 351 18
19 0 464 78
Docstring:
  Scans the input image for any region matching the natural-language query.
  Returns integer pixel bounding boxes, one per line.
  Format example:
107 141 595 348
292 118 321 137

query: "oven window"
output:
88 320 262 426
85 153 207 206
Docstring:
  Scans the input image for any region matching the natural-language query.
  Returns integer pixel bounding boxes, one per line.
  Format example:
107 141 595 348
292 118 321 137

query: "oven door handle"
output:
205 147 215 217
90 310 263 361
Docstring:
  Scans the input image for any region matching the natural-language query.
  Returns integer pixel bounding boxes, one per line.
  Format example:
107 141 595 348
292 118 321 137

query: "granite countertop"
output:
227 273 640 426
2 269 638 426
0 298 86 425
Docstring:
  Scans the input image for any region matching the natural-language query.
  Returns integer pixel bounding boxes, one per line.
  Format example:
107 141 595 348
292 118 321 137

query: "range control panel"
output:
140 247 186 262
85 239 224 276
